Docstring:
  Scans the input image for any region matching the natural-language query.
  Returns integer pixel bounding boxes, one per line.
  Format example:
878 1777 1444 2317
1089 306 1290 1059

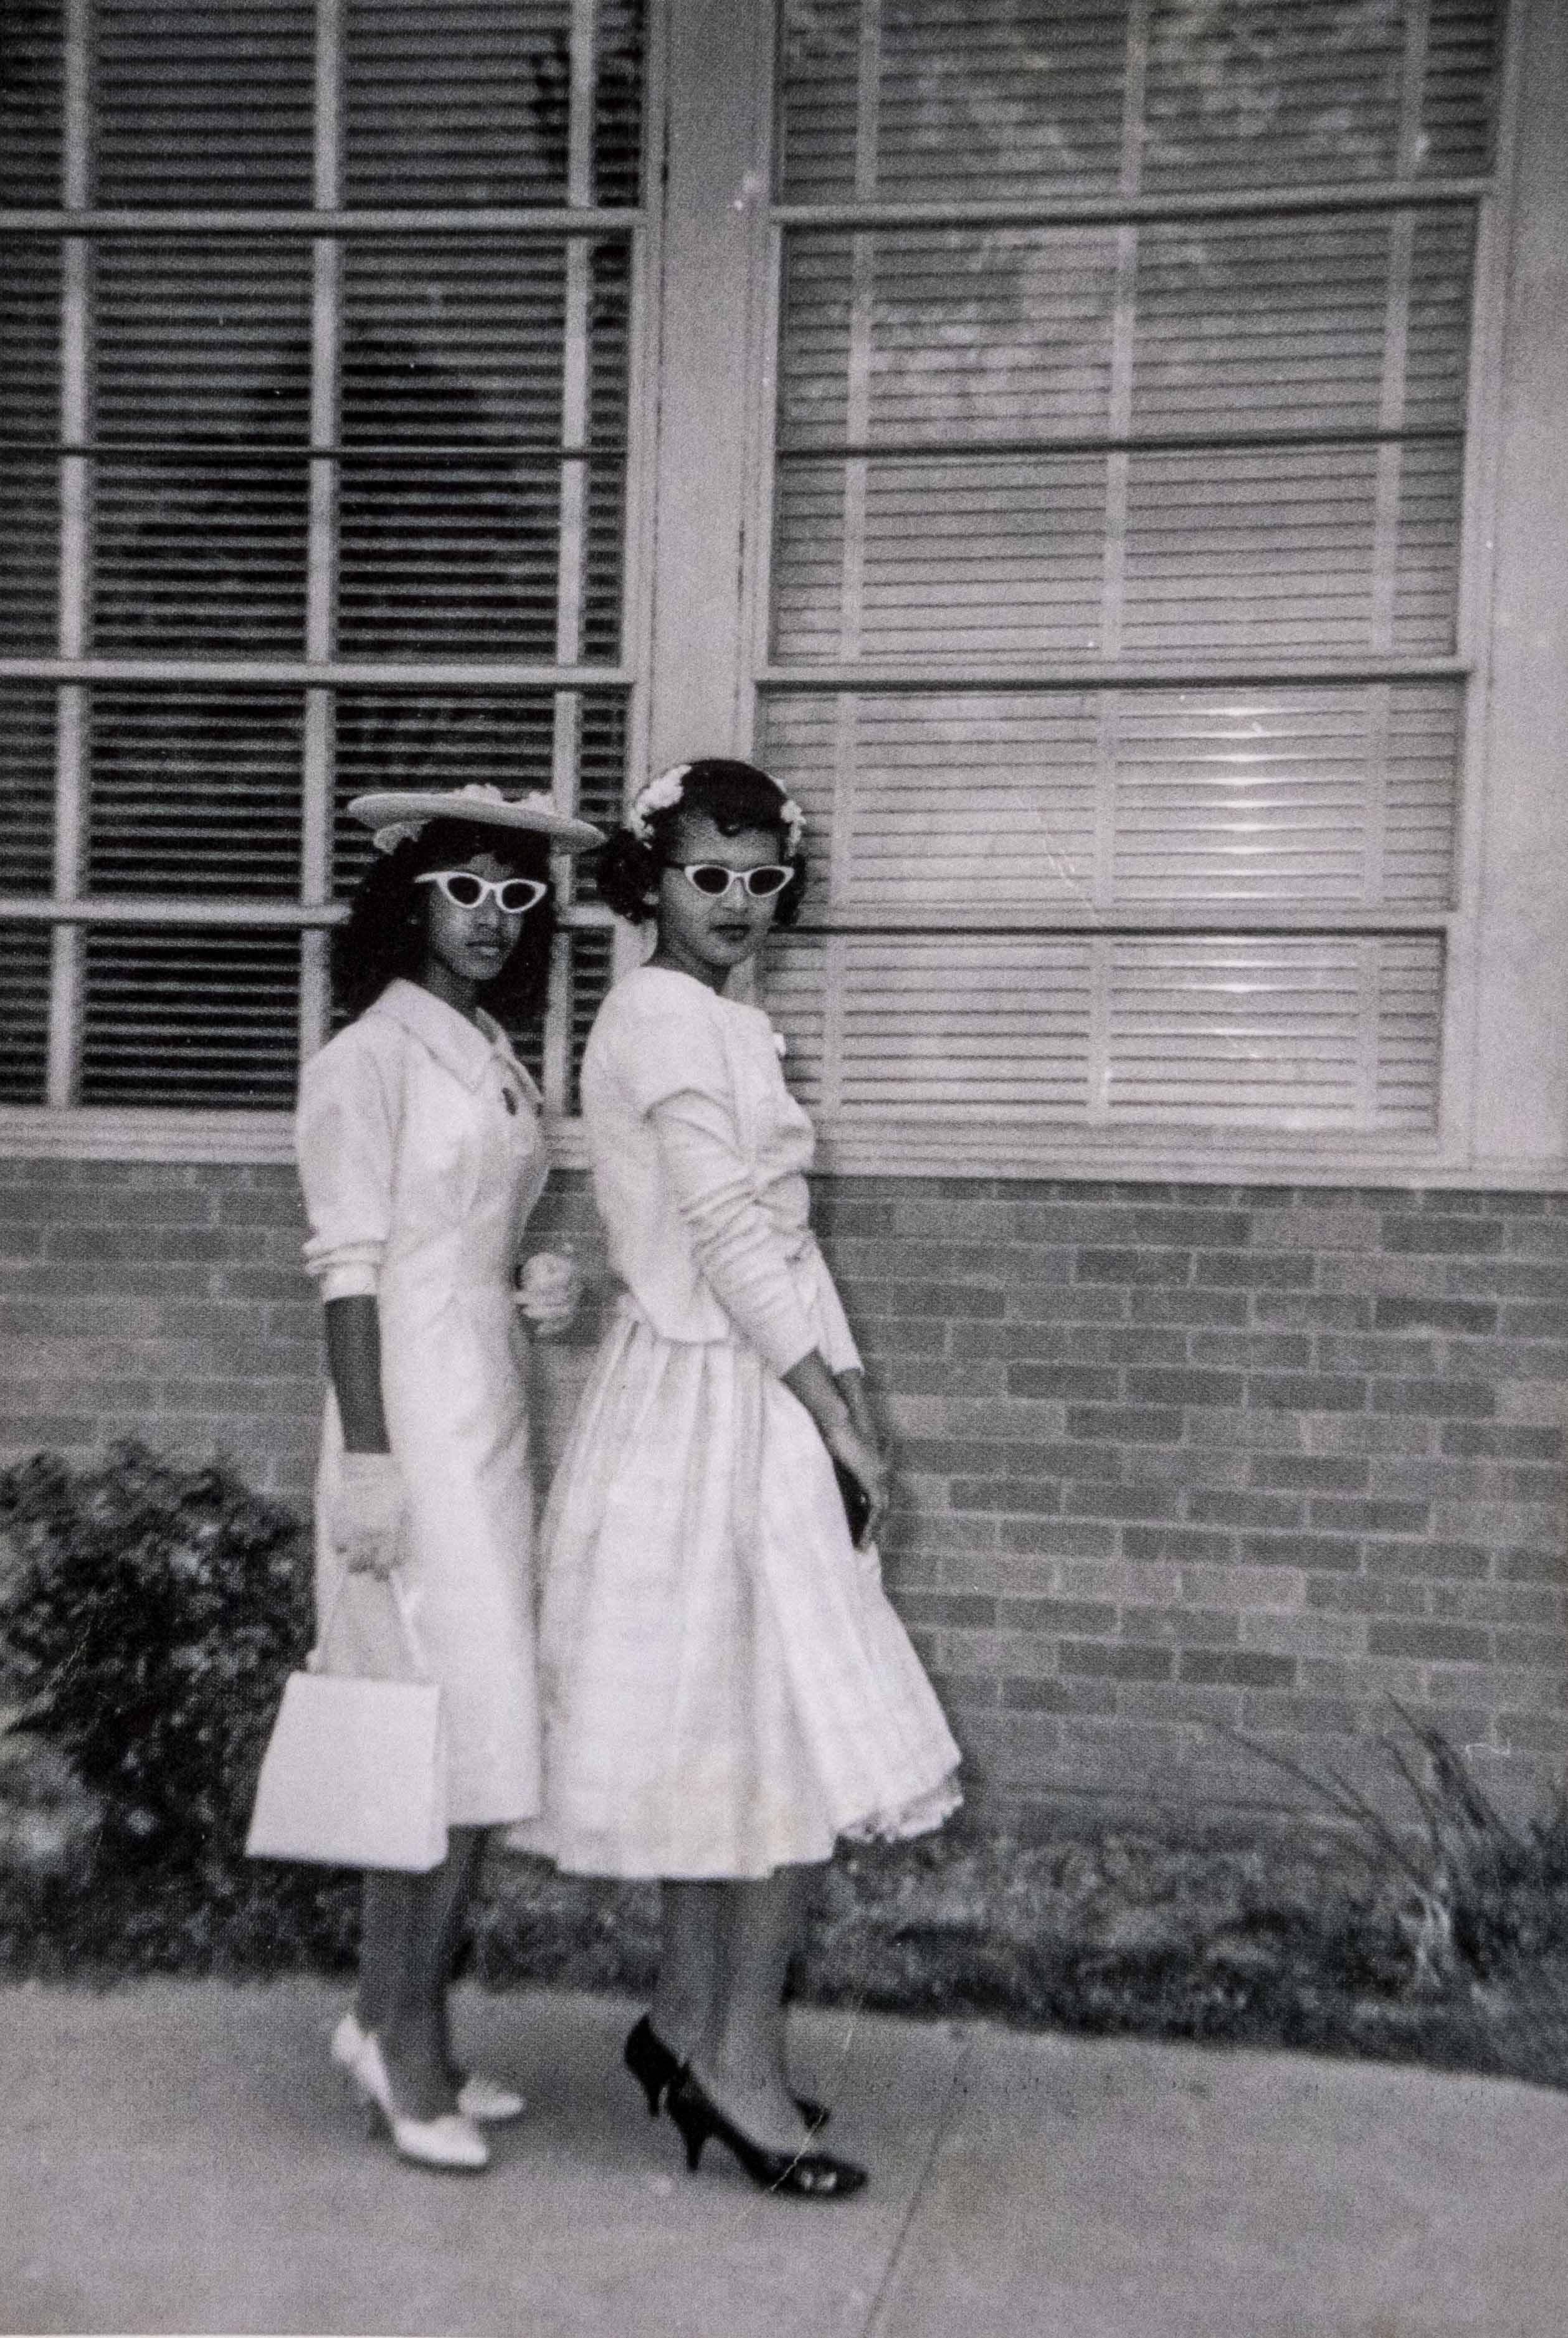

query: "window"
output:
1 0 644 1149
4 1 1563 1184
751 0 1516 1172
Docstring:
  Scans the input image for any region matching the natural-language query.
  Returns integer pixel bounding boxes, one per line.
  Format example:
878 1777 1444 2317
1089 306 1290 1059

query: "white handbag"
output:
245 1576 449 1873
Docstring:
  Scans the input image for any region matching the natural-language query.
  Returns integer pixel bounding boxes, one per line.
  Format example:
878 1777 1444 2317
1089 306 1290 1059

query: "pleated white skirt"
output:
523 1297 961 1879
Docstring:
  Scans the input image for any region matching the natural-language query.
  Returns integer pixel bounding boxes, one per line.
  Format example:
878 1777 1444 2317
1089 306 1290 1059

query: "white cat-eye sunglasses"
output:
415 870 549 915
663 861 794 901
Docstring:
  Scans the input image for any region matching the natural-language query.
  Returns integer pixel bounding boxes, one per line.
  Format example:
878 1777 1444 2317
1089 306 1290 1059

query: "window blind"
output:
95 2 317 205
1 0 642 1120
777 0 1501 201
0 2 64 208
78 928 304 1108
0 240 59 659
0 926 52 1106
762 0 1503 1153
87 690 306 897
93 239 314 653
763 682 1460 914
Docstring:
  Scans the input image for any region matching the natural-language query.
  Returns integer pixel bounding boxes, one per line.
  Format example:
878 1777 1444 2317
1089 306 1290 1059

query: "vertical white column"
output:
644 0 772 767
1471 0 1568 1168
47 0 91 1108
299 0 342 1065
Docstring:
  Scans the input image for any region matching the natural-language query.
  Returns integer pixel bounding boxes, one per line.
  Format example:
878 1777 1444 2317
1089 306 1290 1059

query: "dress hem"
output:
518 1768 962 1883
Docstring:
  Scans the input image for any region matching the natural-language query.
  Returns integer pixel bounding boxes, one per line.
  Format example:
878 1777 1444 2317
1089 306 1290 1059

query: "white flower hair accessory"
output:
626 763 807 856
776 794 807 855
626 764 691 843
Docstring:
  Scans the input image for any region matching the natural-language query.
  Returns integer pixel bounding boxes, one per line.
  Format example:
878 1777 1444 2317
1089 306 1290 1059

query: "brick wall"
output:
3 1159 1566 1827
0 1156 604 1506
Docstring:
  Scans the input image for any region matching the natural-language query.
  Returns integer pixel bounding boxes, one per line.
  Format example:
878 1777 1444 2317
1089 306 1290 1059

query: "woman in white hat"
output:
295 783 600 2172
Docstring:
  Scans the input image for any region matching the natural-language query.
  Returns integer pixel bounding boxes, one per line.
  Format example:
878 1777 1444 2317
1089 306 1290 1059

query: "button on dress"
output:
526 965 961 1879
295 977 547 1828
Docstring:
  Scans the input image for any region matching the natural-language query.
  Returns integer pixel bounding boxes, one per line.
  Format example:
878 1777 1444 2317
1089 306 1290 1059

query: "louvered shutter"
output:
762 0 1503 1157
1 1 642 1118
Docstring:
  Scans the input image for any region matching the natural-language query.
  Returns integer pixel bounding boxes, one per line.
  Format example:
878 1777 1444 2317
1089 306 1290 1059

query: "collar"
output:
371 977 539 1103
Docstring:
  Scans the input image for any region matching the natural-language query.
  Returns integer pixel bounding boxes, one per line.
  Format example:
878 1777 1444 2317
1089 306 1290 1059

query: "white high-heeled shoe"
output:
349 2028 490 2173
331 2009 525 2124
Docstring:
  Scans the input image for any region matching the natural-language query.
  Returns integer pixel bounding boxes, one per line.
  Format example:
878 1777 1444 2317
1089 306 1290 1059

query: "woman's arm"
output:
297 1031 406 1571
321 1297 403 1574
626 1000 889 1540
781 1352 890 1547
835 1364 885 1453
651 1085 819 1376
324 1295 391 1453
649 1090 889 1543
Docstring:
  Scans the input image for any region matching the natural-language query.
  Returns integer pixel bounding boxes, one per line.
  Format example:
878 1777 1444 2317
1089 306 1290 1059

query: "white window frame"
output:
3 0 1565 1188
0 0 663 1167
648 0 1567 1189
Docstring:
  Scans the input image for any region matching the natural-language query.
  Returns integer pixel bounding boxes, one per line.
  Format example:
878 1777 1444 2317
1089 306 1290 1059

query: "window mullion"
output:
553 0 594 686
1354 937 1384 1128
1362 682 1392 908
1370 210 1415 658
1120 0 1150 197
820 932 847 1119
855 0 880 196
1399 0 1432 179
839 12 875 693
542 0 602 1121
827 690 856 911
1086 931 1112 1122
1091 691 1118 918
47 0 92 1110
839 236 872 663
1103 2 1144 719
299 0 343 1068
1100 224 1137 668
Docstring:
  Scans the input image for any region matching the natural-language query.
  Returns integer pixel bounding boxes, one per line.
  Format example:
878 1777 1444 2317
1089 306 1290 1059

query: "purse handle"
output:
310 1571 431 1683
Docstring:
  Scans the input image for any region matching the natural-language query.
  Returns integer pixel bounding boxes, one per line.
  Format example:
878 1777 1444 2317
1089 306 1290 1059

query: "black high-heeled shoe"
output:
624 2015 829 2129
665 2067 866 2201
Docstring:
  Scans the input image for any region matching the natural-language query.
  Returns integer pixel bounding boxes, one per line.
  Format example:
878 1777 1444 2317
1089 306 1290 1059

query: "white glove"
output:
329 1452 406 1577
516 1248 582 1338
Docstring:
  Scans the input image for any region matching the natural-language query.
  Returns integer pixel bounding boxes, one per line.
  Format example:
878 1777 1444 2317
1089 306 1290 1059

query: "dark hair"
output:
595 758 808 928
331 817 556 1022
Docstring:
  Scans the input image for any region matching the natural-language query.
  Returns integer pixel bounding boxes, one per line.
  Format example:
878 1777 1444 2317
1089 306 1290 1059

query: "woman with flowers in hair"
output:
528 757 960 2200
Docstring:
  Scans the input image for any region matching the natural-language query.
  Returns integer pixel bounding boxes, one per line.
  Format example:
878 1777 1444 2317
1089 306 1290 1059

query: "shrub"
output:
0 1442 313 1883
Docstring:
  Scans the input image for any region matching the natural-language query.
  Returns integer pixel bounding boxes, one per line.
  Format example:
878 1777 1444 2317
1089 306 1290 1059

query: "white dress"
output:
527 964 961 1879
295 976 546 1828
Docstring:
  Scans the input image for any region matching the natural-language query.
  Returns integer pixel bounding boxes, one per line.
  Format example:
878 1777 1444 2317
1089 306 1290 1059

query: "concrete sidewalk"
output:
2 1977 1566 2337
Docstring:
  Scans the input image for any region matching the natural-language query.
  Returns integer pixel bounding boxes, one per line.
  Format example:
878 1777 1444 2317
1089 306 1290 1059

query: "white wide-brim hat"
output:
348 784 604 855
